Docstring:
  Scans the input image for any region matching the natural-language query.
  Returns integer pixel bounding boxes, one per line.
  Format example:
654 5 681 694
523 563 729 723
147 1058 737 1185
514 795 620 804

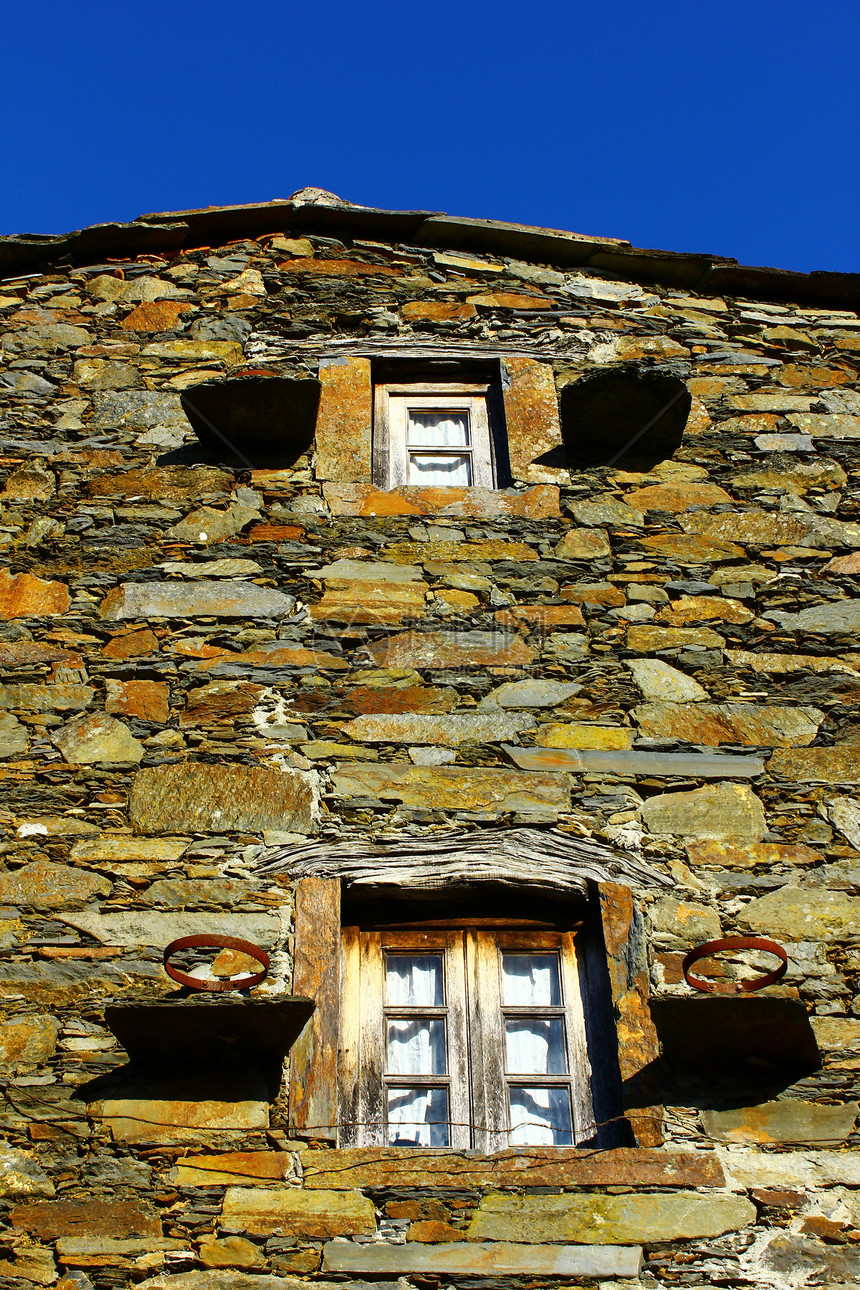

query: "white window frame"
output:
373 382 496 490
340 924 595 1151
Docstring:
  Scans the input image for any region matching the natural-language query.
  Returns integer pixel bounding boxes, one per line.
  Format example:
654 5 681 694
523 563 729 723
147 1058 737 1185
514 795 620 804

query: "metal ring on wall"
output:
163 934 270 992
682 936 788 995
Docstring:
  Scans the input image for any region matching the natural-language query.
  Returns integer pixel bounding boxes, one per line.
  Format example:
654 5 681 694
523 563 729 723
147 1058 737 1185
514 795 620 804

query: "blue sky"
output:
3 0 858 273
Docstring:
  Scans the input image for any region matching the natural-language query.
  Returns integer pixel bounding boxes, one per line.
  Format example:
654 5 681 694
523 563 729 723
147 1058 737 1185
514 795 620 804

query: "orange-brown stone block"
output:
323 483 561 519
87 466 232 501
408 1220 467 1242
638 534 745 563
495 605 585 629
467 291 553 310
402 300 477 321
247 523 305 541
0 570 70 618
314 357 372 482
503 356 564 484
120 300 192 331
170 1151 294 1186
180 681 263 725
221 1186 375 1238
624 482 733 512
9 1200 160 1239
656 595 753 625
277 257 403 277
309 583 428 625
561 583 625 606
342 685 457 715
101 629 160 660
777 363 851 388
2 467 56 500
105 679 169 723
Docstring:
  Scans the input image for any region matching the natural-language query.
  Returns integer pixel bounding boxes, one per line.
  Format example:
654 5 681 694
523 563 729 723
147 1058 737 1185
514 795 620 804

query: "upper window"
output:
373 382 496 489
340 921 596 1150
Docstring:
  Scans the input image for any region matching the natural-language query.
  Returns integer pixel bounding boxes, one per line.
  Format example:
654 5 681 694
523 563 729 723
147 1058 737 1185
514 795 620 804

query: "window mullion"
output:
561 932 597 1143
466 930 507 1152
445 934 471 1150
359 931 386 1146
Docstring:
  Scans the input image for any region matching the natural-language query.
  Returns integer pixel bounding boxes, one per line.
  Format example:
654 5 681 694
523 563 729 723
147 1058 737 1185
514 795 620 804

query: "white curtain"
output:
388 1087 449 1147
385 953 449 1146
502 953 560 1006
407 412 471 486
387 954 443 1006
502 953 571 1144
509 1086 573 1146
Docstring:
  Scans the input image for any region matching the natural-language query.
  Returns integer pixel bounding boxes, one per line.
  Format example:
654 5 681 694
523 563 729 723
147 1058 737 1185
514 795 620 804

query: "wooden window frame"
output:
373 382 496 490
288 877 661 1150
340 925 594 1151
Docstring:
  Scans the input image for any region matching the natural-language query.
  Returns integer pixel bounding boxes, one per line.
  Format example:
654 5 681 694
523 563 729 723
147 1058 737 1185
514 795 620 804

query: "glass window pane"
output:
505 1018 567 1074
408 453 472 486
508 1086 573 1146
502 953 561 1006
407 411 470 447
387 1018 446 1075
386 954 443 1006
387 1086 449 1147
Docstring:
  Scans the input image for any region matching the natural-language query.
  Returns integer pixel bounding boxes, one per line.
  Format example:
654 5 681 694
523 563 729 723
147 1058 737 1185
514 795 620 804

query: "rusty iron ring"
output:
163 934 270 992
682 936 788 995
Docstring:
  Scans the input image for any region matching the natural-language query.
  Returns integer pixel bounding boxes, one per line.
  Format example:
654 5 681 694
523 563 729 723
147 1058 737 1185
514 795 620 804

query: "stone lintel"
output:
300 1146 724 1189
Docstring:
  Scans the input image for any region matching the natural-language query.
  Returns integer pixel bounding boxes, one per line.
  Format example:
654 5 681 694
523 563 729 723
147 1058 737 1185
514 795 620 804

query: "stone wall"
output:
0 201 859 1288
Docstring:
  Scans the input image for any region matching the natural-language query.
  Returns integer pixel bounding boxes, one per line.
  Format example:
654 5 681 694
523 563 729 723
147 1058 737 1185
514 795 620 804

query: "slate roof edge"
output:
1 198 858 311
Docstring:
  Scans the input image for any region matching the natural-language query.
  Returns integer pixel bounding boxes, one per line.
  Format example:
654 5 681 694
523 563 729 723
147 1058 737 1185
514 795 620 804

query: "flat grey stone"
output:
755 433 814 451
626 659 709 702
0 1146 55 1197
58 911 280 949
87 274 191 303
51 714 144 765
703 1100 858 1145
331 762 569 815
0 683 94 711
762 1233 860 1281
323 1240 642 1279
3 324 91 353
787 412 860 438
166 504 259 545
160 559 262 579
315 560 424 582
92 390 186 431
0 712 28 759
640 782 767 839
503 745 765 778
740 885 860 940
481 678 582 708
569 495 644 527
828 795 860 850
0 370 55 395
468 1190 755 1243
129 763 318 834
141 1275 344 1290
766 599 860 634
340 712 536 746
100 581 295 620
719 1147 860 1188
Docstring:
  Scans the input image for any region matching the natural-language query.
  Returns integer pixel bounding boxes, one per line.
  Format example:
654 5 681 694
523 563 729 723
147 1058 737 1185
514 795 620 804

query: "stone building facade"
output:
0 189 859 1289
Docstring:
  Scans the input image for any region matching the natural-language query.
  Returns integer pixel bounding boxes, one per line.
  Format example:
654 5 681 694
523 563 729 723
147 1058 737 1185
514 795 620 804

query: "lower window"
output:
340 924 596 1150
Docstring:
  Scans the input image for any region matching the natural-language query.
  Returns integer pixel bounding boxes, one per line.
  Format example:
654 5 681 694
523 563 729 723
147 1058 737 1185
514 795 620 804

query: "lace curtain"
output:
406 411 472 486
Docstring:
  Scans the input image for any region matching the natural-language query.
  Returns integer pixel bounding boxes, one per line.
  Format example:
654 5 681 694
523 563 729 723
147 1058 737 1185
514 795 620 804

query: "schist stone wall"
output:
0 192 859 1289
